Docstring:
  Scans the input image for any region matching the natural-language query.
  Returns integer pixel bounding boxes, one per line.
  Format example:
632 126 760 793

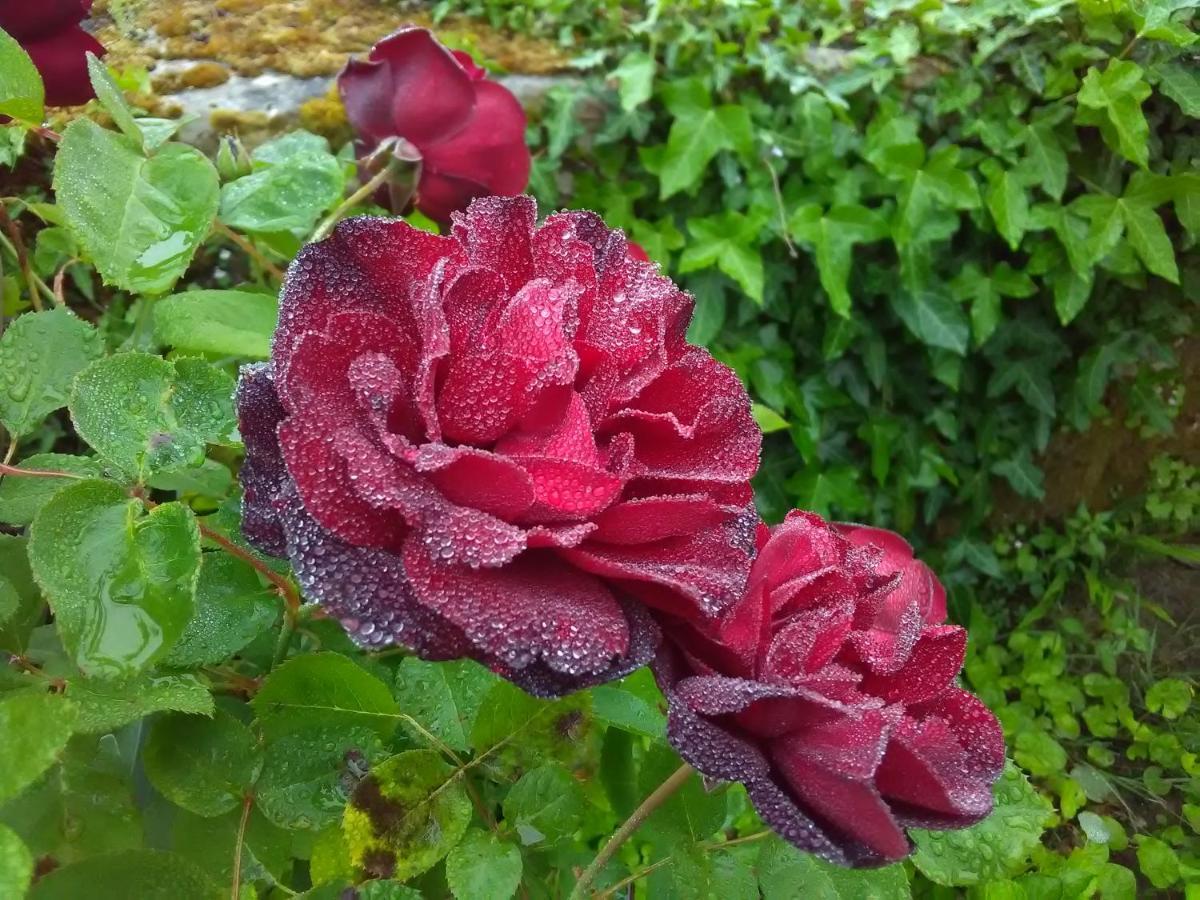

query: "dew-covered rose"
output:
237 196 761 695
653 511 1004 866
0 1 103 107
338 27 530 225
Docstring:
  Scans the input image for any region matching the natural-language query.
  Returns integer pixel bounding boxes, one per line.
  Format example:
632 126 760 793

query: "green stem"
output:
312 162 411 242
568 763 695 900
271 613 297 670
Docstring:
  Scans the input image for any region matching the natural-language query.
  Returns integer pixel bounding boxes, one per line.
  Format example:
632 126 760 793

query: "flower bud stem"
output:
312 160 416 242
568 762 695 900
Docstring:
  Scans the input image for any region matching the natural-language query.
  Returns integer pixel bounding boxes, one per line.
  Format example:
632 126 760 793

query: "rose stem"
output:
213 221 286 281
568 763 695 900
311 162 409 242
0 206 56 310
230 792 253 900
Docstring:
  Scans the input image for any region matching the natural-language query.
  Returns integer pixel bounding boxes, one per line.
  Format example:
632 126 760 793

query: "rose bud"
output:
0 1 104 107
653 511 1004 866
236 196 762 696
338 27 531 226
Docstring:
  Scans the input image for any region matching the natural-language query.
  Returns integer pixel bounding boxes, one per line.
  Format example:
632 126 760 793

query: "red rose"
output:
653 511 1004 865
237 196 761 695
0 1 103 107
338 28 531 226
627 241 650 263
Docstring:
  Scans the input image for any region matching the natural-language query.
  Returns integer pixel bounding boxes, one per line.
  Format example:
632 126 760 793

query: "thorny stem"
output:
230 792 253 900
312 162 411 242
214 221 286 281
568 763 696 900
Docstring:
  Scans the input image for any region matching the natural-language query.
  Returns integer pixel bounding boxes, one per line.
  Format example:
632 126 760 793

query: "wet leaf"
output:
143 710 263 817
64 672 212 734
220 131 344 234
446 828 522 900
70 354 236 483
392 657 495 753
28 850 217 900
470 681 591 778
637 745 724 845
341 749 471 882
29 480 201 677
0 692 77 804
0 308 102 438
0 823 32 899
502 763 587 846
0 453 104 526
758 837 909 898
252 652 399 742
0 27 43 122
154 289 279 359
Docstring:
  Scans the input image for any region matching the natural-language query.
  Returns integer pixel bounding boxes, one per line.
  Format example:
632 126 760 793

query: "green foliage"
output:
0 28 43 124
0 310 102 438
154 289 278 359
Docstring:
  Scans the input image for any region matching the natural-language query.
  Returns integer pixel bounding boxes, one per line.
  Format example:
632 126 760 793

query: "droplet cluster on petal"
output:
236 195 761 695
652 510 1005 866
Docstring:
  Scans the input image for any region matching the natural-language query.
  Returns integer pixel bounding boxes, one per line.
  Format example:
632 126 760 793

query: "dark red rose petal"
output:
0 0 90 42
234 364 290 558
25 26 103 107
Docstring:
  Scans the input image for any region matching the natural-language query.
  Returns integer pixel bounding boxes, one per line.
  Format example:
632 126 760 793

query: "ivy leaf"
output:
659 80 753 198
341 749 471 882
892 287 969 355
27 850 217 900
0 823 32 899
758 837 909 899
29 480 201 678
1120 200 1178 283
612 51 655 112
1151 59 1200 117
164 552 278 668
1052 267 1094 326
912 763 1050 886
252 652 399 742
992 451 1045 499
0 693 77 805
446 829 523 900
154 289 279 359
894 145 979 246
53 119 219 295
255 726 386 831
502 763 588 846
0 308 103 438
1077 61 1152 168
1022 123 1068 200
0 453 102 526
988 359 1056 417
70 354 236 483
789 204 887 316
679 211 764 304
985 166 1031 250
0 27 44 123
392 657 494 754
143 711 263 817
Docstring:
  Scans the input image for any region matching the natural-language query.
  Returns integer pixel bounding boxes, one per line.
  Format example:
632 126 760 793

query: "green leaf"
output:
164 552 277 668
0 453 102 526
341 749 471 882
256 726 386 831
591 683 666 740
154 289 278 359
648 841 759 900
750 403 789 435
70 353 236 482
0 692 76 804
28 850 217 900
758 837 910 899
85 54 143 147
1121 200 1178 283
679 212 764 304
252 652 400 742
891 288 969 355
1136 835 1180 889
612 51 655 112
1053 266 1094 325
446 829 522 900
0 27 44 123
659 81 752 198
0 823 32 899
171 804 291 890
1145 678 1192 719
502 763 588 846
986 167 1030 250
1023 124 1068 200
0 308 103 437
894 145 979 246
0 577 16 629
0 536 41 654
66 672 212 734
469 681 591 778
638 745 724 844
30 481 200 677
53 119 219 295
1077 61 1152 168
1152 59 1200 116
143 710 263 817
992 453 1045 500
392 657 494 754
912 764 1049 885
790 204 887 316
220 133 344 234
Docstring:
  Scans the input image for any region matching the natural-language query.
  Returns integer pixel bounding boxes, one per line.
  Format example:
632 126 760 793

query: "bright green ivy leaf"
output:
143 711 263 817
0 823 32 899
502 763 588 846
1152 59 1200 116
986 167 1031 250
164 552 278 668
1145 678 1193 719
0 308 102 437
679 211 764 303
790 203 887 315
912 763 1051 886
70 353 236 482
892 287 969 355
29 480 201 677
0 453 102 526
446 828 522 900
0 27 44 123
0 692 77 805
253 652 399 742
1120 200 1178 282
659 80 752 198
758 837 909 899
341 749 471 882
1077 61 1152 168
154 289 279 359
28 850 217 900
612 51 655 112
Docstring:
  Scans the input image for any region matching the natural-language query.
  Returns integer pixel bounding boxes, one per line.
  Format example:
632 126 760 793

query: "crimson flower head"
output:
0 1 103 107
654 511 1004 866
237 196 761 695
338 27 531 225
